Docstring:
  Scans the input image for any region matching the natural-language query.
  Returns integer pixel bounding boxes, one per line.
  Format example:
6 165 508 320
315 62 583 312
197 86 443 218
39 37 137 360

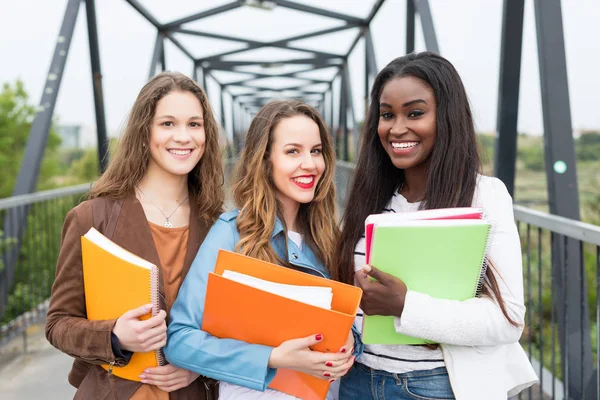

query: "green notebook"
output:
362 219 492 345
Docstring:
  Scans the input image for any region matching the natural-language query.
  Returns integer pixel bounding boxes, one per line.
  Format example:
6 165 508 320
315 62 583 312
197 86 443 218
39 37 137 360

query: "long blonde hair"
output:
89 72 224 223
232 100 339 276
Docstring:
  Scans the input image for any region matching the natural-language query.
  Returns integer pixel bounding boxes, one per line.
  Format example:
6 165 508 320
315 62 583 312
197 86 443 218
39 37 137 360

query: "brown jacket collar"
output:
110 194 204 299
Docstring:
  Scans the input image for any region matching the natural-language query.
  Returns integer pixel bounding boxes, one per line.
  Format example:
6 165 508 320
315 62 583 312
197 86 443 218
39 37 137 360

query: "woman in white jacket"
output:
336 52 538 400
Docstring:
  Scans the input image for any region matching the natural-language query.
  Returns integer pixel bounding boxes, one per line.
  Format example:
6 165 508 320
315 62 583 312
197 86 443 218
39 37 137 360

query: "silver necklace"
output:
136 186 188 228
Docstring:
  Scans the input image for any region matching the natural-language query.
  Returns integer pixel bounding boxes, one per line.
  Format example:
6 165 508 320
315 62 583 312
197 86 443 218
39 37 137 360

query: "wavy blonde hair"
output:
89 72 224 223
232 100 339 276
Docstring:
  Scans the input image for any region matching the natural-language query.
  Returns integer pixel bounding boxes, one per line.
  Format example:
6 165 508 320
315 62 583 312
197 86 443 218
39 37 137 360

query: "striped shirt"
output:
353 190 445 373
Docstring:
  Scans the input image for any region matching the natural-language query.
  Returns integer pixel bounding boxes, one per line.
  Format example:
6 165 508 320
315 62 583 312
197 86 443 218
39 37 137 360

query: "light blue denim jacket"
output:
164 209 363 391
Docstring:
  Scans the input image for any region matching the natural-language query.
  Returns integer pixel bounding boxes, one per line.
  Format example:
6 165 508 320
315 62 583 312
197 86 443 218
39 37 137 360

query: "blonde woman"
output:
46 72 224 399
165 100 359 399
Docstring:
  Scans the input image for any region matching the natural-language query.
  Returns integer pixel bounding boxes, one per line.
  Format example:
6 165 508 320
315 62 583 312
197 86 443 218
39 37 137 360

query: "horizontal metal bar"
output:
236 89 325 98
0 184 90 210
163 1 242 30
202 57 343 68
223 73 328 87
211 64 341 83
231 83 316 92
275 0 364 24
173 28 252 44
275 23 360 45
513 205 600 245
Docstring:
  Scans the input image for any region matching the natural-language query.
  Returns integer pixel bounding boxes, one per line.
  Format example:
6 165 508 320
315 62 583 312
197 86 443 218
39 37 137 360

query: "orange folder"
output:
81 227 164 381
202 250 362 400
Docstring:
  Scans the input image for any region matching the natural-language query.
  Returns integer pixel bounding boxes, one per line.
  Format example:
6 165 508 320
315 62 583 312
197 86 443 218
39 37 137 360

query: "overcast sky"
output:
1 0 598 144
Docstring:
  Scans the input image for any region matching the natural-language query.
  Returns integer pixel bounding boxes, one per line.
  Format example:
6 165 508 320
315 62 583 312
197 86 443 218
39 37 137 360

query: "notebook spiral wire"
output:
151 266 166 366
475 218 497 297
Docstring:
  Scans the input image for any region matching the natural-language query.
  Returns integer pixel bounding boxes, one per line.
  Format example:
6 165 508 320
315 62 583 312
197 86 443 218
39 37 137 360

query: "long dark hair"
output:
337 52 517 326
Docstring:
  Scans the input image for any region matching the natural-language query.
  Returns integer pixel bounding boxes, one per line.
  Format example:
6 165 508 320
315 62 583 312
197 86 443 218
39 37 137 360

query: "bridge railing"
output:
336 161 600 400
0 184 90 347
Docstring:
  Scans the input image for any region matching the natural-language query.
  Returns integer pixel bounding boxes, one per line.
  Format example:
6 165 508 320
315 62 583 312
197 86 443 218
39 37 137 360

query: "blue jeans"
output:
339 362 455 400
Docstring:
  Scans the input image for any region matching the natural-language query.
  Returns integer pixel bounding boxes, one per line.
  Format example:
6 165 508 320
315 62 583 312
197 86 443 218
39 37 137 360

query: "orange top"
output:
130 222 189 400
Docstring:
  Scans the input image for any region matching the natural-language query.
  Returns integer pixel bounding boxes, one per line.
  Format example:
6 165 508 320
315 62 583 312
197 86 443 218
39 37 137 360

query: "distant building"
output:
56 124 102 149
56 124 81 148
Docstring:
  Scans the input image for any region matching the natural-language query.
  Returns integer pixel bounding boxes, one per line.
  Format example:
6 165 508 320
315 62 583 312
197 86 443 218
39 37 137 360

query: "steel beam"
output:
201 56 342 69
338 72 347 160
149 31 163 79
160 35 166 71
230 83 315 92
219 87 230 157
342 66 357 161
413 0 439 54
366 0 386 25
236 89 324 98
1 0 81 319
534 0 591 398
364 28 377 116
223 74 328 88
276 0 364 24
194 25 355 63
231 98 237 155
202 67 208 92
85 0 109 173
192 64 199 82
163 1 242 30
329 87 334 135
406 0 415 53
494 0 524 197
124 0 162 29
164 31 195 62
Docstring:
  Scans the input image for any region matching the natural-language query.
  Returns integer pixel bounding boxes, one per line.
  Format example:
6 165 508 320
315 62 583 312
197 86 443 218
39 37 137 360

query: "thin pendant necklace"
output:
136 186 189 228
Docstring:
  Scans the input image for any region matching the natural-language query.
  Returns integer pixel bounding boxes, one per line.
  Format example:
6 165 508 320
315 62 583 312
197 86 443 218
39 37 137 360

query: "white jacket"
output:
391 175 538 399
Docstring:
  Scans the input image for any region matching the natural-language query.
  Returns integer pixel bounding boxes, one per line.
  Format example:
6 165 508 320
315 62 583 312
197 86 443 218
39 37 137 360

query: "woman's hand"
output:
140 364 199 392
355 265 407 317
112 304 167 353
268 334 355 381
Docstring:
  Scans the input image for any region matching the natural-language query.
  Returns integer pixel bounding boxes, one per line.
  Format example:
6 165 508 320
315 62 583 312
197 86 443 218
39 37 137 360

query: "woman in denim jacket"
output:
165 100 360 399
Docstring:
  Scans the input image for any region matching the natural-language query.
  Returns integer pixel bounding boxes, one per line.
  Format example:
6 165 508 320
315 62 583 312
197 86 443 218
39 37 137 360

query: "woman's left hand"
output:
355 265 408 317
140 364 199 392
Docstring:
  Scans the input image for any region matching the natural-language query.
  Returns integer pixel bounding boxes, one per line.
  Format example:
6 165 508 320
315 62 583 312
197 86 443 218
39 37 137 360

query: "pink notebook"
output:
364 207 485 264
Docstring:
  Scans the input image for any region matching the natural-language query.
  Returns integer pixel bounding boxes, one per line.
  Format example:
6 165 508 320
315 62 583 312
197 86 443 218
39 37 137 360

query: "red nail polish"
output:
315 334 323 341
326 362 333 367
329 379 335 383
341 348 347 353
324 372 330 377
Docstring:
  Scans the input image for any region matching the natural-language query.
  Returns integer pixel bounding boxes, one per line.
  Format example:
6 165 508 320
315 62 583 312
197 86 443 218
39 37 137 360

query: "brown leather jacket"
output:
45 195 218 400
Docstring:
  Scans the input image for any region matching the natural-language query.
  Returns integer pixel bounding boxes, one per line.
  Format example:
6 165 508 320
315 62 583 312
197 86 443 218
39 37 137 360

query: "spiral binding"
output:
151 265 166 366
474 218 497 297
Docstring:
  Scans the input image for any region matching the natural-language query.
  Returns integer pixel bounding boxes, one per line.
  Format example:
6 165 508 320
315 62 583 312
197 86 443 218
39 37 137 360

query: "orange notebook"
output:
202 250 362 400
81 227 164 381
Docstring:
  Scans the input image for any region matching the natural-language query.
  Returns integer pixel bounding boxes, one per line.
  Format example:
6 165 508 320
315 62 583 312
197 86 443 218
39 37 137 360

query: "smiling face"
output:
377 76 437 172
269 115 325 211
147 90 205 178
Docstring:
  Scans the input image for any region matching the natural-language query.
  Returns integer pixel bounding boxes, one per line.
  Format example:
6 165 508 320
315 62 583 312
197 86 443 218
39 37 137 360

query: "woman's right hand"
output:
112 304 167 353
268 334 355 381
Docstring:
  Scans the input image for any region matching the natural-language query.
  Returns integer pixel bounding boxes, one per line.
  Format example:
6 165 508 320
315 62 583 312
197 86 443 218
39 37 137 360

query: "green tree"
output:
576 131 600 162
70 148 99 182
0 80 62 198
